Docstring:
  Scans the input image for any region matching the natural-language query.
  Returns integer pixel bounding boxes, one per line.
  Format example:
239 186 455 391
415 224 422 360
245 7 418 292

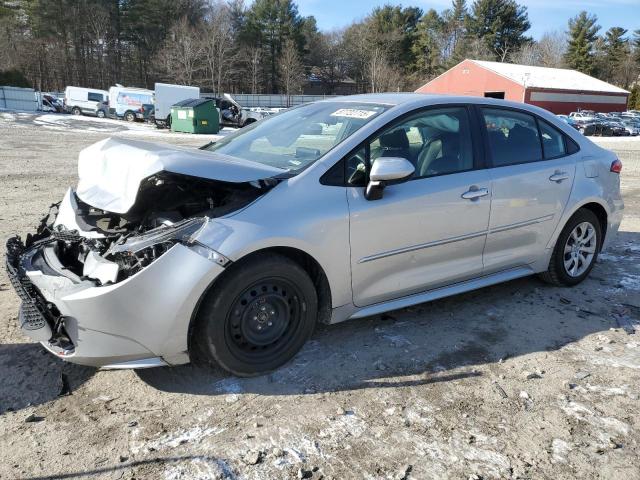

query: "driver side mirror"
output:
365 157 415 201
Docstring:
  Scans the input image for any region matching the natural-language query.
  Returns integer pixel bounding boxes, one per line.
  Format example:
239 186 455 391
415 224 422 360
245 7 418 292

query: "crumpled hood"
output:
76 137 285 214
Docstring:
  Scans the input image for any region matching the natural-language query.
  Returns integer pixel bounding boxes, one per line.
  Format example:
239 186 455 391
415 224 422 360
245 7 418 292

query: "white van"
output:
64 87 109 117
108 85 154 122
154 83 200 128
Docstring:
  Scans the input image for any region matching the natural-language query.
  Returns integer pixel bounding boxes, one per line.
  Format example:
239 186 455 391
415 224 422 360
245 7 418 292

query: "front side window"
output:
204 102 390 173
88 92 104 102
369 106 474 179
482 108 542 167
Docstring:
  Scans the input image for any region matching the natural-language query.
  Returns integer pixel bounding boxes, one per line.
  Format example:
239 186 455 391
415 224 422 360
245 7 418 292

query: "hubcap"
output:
225 279 302 361
563 221 597 277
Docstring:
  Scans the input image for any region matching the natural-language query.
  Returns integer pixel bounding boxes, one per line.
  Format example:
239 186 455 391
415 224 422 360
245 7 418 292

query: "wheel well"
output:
580 202 608 244
187 247 333 356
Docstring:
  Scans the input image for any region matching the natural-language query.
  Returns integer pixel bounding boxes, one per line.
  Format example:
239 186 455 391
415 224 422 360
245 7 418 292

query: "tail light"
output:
610 159 622 174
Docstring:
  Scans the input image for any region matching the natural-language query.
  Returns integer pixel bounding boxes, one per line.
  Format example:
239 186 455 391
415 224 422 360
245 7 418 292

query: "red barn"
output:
415 59 629 114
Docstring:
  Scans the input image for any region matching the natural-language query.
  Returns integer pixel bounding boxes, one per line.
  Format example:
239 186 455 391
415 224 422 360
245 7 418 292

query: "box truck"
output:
153 83 200 128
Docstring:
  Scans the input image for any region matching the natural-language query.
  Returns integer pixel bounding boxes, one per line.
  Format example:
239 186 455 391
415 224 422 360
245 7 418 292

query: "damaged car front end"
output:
6 137 284 368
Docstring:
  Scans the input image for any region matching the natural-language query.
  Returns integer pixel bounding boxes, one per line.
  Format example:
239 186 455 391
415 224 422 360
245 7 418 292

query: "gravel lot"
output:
1 112 639 480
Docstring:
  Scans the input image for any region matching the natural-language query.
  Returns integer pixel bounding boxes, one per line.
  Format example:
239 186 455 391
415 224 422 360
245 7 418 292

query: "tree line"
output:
0 0 639 108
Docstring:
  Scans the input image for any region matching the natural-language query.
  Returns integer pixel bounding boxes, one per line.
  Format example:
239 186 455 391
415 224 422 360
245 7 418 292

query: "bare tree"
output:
248 46 261 93
366 46 403 93
279 39 304 103
537 30 566 68
511 43 540 66
156 17 203 86
86 6 111 88
203 2 234 94
367 46 387 93
315 31 349 94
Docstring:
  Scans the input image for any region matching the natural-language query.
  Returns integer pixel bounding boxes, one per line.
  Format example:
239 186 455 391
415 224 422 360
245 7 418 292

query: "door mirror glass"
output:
366 157 415 200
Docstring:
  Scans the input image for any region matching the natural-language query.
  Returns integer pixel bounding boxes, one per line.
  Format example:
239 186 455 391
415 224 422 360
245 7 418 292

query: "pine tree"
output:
565 11 600 74
411 9 444 79
466 0 531 62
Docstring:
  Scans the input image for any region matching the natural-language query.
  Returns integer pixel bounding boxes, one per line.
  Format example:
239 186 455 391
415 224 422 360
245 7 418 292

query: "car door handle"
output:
461 187 489 200
549 171 569 183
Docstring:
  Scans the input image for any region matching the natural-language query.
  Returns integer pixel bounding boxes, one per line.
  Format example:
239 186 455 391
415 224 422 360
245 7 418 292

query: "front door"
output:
347 106 492 307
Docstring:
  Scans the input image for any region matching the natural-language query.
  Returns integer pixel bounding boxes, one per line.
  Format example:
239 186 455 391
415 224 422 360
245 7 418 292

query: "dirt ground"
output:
1 112 639 480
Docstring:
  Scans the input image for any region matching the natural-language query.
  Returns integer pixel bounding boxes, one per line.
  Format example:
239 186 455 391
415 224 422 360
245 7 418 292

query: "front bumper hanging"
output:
6 236 74 351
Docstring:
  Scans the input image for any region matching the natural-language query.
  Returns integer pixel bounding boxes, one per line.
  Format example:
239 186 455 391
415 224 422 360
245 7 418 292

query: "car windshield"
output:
203 101 390 172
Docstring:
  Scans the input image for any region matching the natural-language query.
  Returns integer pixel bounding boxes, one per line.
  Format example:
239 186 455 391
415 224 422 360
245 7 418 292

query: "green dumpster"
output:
170 98 219 134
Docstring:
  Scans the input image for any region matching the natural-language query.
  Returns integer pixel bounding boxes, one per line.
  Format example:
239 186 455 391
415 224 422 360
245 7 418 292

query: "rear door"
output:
480 107 578 273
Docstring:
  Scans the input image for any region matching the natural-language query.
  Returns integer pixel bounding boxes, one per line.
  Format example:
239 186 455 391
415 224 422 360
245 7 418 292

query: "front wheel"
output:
124 111 135 122
96 110 105 118
539 209 601 286
192 253 318 376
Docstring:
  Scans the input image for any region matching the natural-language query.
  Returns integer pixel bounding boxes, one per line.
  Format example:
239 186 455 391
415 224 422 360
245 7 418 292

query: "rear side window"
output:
88 92 103 102
482 108 542 167
538 119 566 159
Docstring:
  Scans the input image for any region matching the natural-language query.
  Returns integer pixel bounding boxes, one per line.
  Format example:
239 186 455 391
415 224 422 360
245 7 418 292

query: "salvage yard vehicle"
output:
6 94 623 376
64 86 109 117
207 93 264 128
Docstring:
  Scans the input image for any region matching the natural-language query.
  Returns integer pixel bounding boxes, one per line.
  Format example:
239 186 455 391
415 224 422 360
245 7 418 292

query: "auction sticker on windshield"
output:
331 108 378 119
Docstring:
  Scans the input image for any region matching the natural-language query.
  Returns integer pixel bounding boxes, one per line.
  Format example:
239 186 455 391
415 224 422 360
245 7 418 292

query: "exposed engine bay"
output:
12 172 268 287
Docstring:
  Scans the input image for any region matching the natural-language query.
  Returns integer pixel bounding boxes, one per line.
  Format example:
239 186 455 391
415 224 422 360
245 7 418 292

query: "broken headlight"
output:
103 217 229 282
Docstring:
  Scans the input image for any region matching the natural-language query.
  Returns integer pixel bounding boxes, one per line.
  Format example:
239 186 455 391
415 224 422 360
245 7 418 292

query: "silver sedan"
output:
6 93 624 376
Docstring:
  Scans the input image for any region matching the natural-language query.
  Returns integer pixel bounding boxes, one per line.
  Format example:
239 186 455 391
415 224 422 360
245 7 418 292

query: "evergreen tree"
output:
600 27 629 84
466 0 531 62
242 0 307 93
411 9 444 79
368 4 422 71
565 11 599 74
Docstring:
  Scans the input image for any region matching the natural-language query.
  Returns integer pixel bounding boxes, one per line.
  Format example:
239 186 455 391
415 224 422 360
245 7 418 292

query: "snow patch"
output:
551 438 572 463
164 457 236 480
131 426 225 454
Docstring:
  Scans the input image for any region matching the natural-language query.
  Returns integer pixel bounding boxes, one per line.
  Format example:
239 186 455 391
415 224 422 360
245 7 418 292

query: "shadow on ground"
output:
0 343 95 412
138 256 631 397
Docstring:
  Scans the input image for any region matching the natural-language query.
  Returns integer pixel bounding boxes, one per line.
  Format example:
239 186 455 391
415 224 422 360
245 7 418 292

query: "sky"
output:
295 0 639 39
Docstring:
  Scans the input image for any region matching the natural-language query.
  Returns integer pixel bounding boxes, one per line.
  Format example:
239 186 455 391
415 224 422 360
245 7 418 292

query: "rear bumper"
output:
7 238 224 368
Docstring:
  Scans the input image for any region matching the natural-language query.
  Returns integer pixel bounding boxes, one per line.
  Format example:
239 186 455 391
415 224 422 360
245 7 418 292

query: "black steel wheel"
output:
192 253 317 376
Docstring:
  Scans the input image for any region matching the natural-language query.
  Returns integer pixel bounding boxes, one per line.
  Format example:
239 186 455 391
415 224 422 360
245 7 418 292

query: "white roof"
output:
471 60 629 94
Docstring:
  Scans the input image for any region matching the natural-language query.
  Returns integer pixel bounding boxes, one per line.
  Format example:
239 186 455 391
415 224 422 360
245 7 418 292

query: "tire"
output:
192 253 318 377
96 110 105 118
124 111 135 122
71 107 81 116
539 209 601 287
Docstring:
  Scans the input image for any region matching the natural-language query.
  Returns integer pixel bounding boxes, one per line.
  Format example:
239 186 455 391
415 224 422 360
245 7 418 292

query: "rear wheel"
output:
71 107 81 116
192 253 318 377
124 110 135 122
540 209 601 286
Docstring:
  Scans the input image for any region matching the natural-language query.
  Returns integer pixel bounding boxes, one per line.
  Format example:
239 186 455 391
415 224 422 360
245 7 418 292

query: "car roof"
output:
320 92 558 118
